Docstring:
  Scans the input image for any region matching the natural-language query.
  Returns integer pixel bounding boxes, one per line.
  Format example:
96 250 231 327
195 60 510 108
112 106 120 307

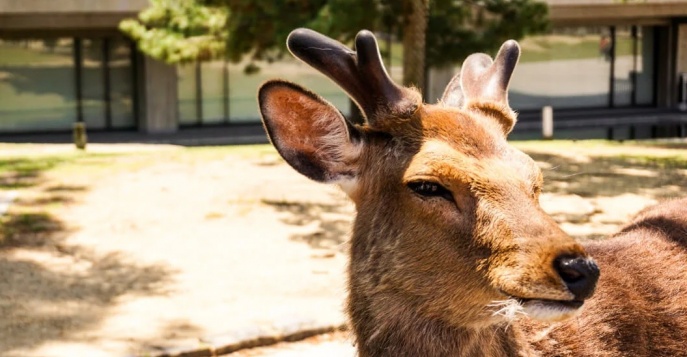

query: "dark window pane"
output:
636 27 655 105
613 27 633 107
82 39 106 129
509 27 612 111
0 38 77 131
178 64 198 125
201 61 225 124
109 39 135 129
228 59 350 123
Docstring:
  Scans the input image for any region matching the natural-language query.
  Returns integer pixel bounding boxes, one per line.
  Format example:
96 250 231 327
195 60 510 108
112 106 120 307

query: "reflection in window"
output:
614 27 634 106
636 27 655 105
228 59 350 123
508 26 655 111
201 61 226 124
0 39 77 131
109 39 135 129
509 27 612 110
82 39 106 129
178 58 351 124
178 64 199 125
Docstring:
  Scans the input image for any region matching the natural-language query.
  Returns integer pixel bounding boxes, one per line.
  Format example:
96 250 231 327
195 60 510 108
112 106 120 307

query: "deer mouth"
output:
516 297 584 321
489 293 584 322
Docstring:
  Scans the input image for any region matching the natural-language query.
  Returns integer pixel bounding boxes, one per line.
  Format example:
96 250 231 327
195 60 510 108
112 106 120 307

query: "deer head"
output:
258 29 599 330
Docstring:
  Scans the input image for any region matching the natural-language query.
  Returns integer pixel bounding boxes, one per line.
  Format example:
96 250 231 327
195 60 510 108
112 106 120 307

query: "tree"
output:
120 0 548 92
119 0 228 64
403 0 429 89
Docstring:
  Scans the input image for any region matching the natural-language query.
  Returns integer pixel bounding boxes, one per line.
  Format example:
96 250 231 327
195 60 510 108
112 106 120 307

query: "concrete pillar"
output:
138 56 178 134
677 24 687 75
677 24 687 111
655 25 675 108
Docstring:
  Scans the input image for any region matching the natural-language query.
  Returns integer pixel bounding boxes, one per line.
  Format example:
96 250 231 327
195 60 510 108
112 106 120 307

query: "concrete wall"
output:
0 0 148 32
677 25 687 75
0 0 148 13
677 24 687 110
549 1 687 26
138 56 179 134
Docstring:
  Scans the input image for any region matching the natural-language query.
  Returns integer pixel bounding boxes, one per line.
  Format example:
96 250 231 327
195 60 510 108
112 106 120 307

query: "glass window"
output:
227 61 269 123
201 60 226 124
613 27 634 106
636 27 655 105
82 39 106 129
228 58 351 123
178 63 199 125
108 39 135 129
509 27 612 111
0 38 77 131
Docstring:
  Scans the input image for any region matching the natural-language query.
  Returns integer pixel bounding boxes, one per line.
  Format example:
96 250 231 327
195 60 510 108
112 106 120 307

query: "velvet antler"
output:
287 28 421 128
441 40 521 134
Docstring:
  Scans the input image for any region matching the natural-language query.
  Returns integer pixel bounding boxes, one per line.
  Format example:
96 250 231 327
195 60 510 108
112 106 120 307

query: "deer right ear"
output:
259 80 363 185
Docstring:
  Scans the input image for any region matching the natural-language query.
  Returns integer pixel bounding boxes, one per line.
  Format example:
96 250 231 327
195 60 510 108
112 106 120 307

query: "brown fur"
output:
521 198 687 357
258 30 687 356
344 105 687 357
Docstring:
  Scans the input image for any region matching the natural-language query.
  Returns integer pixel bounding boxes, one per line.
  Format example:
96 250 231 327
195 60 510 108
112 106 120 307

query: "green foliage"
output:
215 0 328 63
121 0 548 67
427 0 549 67
119 0 228 64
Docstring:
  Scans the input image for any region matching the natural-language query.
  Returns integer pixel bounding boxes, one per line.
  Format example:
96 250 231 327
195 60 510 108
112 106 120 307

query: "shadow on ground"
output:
261 150 686 252
526 151 687 199
0 157 66 189
262 199 353 251
0 208 176 355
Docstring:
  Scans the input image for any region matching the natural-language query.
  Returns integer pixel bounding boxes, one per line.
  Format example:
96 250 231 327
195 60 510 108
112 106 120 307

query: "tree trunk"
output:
402 0 429 94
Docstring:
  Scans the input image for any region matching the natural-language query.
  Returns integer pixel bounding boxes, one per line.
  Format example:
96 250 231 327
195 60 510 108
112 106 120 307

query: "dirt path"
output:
0 141 685 356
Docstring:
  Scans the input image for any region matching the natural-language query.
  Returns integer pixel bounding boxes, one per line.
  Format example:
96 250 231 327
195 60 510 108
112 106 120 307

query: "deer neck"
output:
347 227 532 357
347 285 529 357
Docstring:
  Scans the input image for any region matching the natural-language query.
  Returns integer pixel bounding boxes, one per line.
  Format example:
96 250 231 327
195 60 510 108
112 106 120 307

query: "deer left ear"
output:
258 80 363 185
441 40 520 135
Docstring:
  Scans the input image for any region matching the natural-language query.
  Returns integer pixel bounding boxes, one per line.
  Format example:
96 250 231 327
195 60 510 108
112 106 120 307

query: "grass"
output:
0 139 683 248
1 212 61 236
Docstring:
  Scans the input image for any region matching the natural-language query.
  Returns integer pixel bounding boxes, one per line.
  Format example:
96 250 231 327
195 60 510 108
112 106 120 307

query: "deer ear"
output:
444 41 520 135
439 73 465 108
461 40 519 108
258 80 363 184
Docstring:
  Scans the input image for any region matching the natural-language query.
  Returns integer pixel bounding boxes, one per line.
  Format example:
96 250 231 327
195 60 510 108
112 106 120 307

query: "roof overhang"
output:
549 1 687 27
0 12 138 37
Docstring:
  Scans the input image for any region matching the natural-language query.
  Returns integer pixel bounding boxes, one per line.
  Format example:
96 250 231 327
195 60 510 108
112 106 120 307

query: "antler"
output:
287 28 420 128
441 40 520 134
460 40 520 109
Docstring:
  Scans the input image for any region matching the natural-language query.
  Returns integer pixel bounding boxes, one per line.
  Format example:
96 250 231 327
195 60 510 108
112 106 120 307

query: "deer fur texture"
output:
258 28 687 356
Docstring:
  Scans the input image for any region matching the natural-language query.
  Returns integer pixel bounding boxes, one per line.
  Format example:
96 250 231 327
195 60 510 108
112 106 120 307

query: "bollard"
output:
73 122 87 150
542 106 553 140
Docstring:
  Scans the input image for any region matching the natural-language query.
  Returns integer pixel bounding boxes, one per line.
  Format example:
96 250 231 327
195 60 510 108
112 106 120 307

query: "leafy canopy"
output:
119 0 228 64
121 0 548 67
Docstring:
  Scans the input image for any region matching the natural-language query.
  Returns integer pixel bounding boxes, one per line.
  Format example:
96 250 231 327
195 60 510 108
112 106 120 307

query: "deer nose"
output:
554 256 600 301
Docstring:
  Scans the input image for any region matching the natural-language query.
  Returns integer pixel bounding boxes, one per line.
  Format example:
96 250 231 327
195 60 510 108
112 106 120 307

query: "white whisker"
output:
487 298 526 322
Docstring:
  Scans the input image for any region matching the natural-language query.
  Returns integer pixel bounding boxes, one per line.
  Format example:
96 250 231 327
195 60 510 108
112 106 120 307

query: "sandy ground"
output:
0 141 685 356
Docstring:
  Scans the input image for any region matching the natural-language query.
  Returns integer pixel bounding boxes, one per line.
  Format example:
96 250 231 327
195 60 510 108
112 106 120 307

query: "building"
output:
1 0 686 140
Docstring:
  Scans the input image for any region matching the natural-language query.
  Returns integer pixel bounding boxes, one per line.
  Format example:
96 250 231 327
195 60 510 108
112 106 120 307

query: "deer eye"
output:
407 181 454 201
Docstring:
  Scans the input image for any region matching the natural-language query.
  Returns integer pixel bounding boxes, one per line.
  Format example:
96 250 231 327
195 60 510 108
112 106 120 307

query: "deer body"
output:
258 28 687 356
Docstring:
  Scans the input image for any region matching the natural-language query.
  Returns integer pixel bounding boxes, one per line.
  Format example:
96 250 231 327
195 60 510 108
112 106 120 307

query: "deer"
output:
257 28 687 356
